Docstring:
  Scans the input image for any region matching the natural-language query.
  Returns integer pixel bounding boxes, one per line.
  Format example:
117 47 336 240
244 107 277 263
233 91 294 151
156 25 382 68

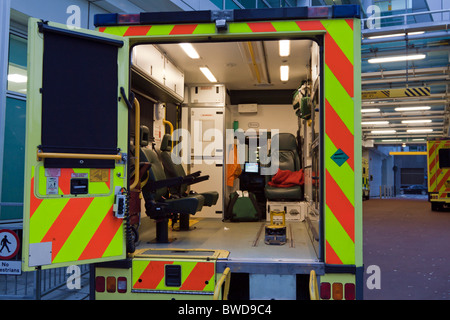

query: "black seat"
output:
159 133 219 207
264 133 304 201
139 127 204 242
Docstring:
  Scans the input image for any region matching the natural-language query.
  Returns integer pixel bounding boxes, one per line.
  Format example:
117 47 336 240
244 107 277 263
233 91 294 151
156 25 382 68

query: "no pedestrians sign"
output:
0 229 21 275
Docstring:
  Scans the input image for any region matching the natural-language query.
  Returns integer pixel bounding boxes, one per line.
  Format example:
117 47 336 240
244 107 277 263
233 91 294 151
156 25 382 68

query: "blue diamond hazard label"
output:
331 149 349 167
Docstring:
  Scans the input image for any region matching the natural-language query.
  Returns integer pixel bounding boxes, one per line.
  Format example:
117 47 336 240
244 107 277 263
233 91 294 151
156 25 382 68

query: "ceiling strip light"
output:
381 139 402 142
395 106 431 111
280 65 289 82
361 108 380 113
367 31 424 39
407 129 433 133
401 119 432 124
368 54 426 64
362 121 389 125
179 43 200 59
371 130 396 134
279 40 290 57
199 67 217 82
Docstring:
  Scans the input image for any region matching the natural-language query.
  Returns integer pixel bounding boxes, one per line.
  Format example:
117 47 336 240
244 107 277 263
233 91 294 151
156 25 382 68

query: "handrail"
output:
213 267 231 300
130 97 141 191
37 150 122 161
309 270 319 300
163 118 173 150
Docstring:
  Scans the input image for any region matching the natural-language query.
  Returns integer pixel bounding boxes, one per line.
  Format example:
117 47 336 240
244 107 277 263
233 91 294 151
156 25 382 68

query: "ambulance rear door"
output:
22 19 130 271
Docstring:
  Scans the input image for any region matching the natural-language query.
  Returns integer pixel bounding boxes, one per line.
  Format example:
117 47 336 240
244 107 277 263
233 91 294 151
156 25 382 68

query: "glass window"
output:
439 149 450 169
7 34 27 95
0 97 26 220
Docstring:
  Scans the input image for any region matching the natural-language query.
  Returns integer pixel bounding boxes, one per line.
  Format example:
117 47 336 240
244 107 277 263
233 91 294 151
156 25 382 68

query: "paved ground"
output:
363 197 450 300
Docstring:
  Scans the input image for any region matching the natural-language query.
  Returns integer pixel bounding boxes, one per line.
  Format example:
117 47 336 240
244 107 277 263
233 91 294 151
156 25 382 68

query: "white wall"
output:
229 104 298 135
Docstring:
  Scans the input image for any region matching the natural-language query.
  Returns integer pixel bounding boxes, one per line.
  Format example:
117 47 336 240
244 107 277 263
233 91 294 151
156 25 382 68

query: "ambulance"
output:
427 139 450 211
21 5 363 300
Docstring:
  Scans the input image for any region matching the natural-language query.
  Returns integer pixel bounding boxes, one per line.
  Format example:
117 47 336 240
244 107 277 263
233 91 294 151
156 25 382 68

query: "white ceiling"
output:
157 39 313 90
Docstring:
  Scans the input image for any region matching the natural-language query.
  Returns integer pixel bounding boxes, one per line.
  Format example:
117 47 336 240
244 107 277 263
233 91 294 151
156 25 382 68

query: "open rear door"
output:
22 19 129 271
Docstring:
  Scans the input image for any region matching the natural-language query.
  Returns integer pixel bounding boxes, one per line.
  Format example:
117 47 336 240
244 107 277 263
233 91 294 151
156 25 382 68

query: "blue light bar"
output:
333 5 361 18
94 5 361 27
94 13 117 27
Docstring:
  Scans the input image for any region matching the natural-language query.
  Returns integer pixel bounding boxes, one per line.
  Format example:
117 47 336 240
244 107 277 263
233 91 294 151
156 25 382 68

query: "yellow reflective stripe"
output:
325 64 354 135
102 225 124 258
325 205 355 264
52 195 115 263
271 21 301 32
322 19 354 63
29 198 69 243
325 134 355 206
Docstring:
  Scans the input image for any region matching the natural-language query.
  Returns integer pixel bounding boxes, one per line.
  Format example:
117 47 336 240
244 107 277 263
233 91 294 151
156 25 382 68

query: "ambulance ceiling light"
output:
280 65 289 82
279 40 290 57
200 67 217 82
179 43 200 59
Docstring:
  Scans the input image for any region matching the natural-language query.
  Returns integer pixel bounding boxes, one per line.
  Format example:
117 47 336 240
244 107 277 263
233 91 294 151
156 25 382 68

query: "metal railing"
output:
1 264 90 300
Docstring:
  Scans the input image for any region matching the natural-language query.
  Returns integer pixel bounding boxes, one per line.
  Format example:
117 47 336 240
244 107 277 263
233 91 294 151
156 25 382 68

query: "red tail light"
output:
345 283 356 300
320 282 331 300
95 276 105 293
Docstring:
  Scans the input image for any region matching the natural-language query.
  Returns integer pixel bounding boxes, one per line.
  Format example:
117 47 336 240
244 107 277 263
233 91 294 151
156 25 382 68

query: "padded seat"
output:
159 133 219 207
264 133 304 201
139 126 204 242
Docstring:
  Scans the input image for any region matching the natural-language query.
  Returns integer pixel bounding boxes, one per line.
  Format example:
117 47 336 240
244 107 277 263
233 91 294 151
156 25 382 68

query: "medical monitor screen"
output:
245 162 259 173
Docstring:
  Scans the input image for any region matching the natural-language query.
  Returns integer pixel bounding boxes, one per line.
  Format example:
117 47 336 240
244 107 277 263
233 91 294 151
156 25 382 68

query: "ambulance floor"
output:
136 217 319 262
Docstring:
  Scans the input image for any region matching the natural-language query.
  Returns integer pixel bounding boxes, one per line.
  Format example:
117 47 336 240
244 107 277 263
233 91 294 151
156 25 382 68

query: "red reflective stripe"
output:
124 25 151 36
295 20 325 31
325 99 354 170
180 262 214 291
98 27 106 33
325 33 354 97
326 170 355 242
437 169 450 191
326 241 342 264
247 22 276 32
29 177 43 218
78 205 122 261
134 261 173 289
346 19 354 30
169 24 198 35
41 197 94 260
58 169 74 194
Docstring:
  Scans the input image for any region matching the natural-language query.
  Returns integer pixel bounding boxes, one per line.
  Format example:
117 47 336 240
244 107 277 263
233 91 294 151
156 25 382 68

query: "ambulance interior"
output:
129 38 322 264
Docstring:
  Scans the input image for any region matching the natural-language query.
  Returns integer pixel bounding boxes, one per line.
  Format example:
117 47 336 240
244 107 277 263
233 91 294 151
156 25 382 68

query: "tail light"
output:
117 277 127 293
345 283 356 300
320 282 356 300
320 282 331 300
332 283 343 300
95 276 105 293
106 276 116 293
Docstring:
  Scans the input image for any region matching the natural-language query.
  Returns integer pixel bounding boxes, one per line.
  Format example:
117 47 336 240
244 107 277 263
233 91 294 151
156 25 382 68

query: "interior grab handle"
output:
36 150 123 161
